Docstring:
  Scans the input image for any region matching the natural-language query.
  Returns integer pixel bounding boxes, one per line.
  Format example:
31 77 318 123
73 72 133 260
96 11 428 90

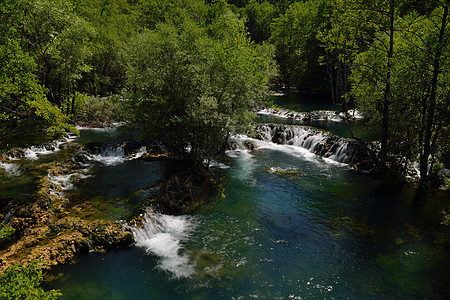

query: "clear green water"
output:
2 94 449 299
270 91 336 112
44 144 449 299
265 92 379 141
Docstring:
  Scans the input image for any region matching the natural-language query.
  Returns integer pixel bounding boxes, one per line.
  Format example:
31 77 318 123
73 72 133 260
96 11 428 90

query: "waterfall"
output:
130 209 197 278
0 162 21 176
5 135 76 161
257 107 365 122
254 124 367 165
90 144 126 165
129 146 147 159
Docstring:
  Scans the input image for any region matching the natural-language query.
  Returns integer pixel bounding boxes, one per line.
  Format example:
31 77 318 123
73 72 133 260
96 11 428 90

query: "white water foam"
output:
129 146 148 159
254 125 363 165
257 108 365 122
90 145 126 165
228 135 319 163
22 136 76 161
47 172 91 196
208 159 231 169
0 162 21 176
131 209 197 278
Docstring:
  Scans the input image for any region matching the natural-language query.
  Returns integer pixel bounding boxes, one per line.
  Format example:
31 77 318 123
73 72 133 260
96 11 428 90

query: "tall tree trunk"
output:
379 0 395 171
420 4 449 186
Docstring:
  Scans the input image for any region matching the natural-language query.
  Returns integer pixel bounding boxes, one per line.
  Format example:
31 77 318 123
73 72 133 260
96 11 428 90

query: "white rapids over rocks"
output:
130 209 197 278
228 124 370 166
257 107 365 122
0 162 21 177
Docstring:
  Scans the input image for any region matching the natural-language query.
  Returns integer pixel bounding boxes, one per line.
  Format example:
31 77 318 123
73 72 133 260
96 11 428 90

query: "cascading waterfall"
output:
249 124 368 165
90 144 126 165
130 209 197 279
257 107 365 122
0 162 21 176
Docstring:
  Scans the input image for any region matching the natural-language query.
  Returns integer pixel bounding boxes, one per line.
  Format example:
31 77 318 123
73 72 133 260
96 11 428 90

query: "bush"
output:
0 223 15 242
77 95 124 124
0 260 62 300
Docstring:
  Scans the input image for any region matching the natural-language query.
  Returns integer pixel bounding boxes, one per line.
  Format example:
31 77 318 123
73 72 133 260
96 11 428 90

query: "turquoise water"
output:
264 92 379 141
45 142 449 299
2 93 449 299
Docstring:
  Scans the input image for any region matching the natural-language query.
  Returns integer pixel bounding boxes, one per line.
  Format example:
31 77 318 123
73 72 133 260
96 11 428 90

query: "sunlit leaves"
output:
124 12 275 164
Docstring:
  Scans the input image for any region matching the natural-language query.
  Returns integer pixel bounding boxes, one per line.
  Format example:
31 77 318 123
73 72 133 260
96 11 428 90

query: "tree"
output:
269 0 327 90
394 3 450 184
22 0 94 108
71 0 137 97
240 0 276 43
317 0 371 106
349 0 449 182
0 0 73 141
325 0 399 171
124 13 276 166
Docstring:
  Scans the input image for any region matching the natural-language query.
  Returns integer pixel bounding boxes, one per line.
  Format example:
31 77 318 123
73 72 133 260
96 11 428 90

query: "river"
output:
2 92 449 299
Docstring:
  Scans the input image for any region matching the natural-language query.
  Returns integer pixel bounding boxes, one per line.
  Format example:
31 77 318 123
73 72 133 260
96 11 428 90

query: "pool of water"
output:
2 93 449 299
270 91 336 112
46 141 449 299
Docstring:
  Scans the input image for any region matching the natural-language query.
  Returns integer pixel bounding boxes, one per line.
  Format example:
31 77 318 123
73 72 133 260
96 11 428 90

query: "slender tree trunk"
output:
420 4 449 186
379 0 395 171
71 82 77 118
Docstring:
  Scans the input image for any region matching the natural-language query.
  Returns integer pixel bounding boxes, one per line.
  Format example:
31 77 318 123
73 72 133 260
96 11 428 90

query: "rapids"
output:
1 92 448 299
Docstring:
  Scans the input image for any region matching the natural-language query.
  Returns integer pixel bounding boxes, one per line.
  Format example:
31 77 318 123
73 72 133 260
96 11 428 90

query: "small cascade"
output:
47 172 91 196
253 124 369 165
129 146 147 159
257 107 365 122
255 124 329 153
4 135 76 161
130 209 197 278
0 162 21 176
90 144 126 165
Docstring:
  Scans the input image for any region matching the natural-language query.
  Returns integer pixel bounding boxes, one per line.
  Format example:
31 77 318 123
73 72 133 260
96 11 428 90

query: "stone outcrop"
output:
0 156 133 273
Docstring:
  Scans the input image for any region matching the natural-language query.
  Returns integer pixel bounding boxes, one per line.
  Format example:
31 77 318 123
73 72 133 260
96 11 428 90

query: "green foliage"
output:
78 96 124 124
442 207 450 225
0 223 16 242
269 0 327 89
0 260 62 300
239 0 276 43
71 0 137 97
349 3 449 175
135 0 208 29
124 13 276 164
0 0 75 140
23 0 95 105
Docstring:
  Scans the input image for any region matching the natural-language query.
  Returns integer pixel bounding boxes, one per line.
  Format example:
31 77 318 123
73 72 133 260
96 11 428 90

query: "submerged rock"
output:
267 167 302 179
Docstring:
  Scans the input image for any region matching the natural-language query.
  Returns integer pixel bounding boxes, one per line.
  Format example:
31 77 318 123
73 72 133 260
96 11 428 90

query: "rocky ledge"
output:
0 150 133 273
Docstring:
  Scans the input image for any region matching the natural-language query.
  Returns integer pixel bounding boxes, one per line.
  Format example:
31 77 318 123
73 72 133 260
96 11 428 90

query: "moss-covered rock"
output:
0 152 133 274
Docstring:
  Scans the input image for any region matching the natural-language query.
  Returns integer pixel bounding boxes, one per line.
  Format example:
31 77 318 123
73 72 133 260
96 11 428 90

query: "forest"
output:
1 0 449 185
0 0 449 298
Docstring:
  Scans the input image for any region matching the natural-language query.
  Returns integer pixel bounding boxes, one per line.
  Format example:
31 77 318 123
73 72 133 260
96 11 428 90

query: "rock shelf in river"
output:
0 144 134 272
257 107 365 122
230 124 375 169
